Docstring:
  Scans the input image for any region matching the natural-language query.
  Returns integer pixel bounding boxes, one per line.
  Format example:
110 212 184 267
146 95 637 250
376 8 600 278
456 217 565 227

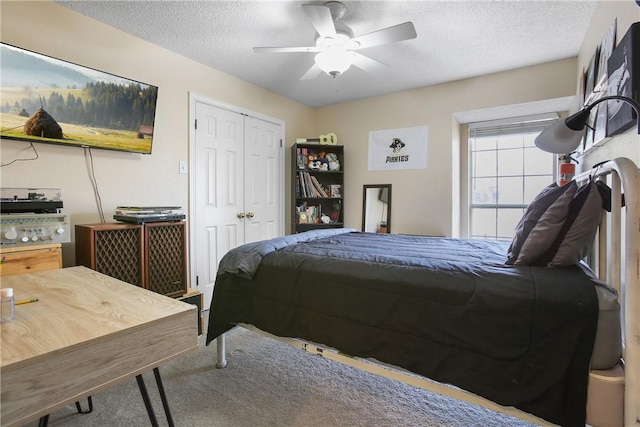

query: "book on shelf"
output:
304 172 316 197
310 176 328 197
296 172 305 197
297 171 336 198
295 203 321 224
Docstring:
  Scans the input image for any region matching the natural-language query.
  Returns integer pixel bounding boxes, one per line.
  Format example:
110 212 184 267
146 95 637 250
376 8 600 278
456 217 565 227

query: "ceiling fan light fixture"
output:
315 46 355 77
255 2 417 81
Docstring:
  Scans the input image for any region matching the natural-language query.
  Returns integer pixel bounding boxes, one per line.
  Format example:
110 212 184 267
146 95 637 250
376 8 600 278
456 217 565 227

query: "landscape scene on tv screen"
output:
0 43 158 154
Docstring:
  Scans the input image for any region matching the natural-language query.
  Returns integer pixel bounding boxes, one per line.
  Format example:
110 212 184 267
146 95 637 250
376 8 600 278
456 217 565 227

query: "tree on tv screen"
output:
2 81 157 131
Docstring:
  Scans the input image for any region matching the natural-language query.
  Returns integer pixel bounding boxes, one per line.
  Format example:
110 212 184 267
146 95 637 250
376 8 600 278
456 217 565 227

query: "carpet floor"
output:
27 326 539 426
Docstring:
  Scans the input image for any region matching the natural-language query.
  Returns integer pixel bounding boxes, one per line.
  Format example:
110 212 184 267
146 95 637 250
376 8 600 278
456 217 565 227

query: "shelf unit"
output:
292 143 344 233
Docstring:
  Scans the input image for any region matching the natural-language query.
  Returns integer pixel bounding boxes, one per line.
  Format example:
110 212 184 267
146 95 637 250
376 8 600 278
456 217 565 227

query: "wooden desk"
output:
0 266 198 427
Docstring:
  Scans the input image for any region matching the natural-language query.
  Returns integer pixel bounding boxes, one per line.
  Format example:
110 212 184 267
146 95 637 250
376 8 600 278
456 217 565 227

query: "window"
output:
468 114 558 240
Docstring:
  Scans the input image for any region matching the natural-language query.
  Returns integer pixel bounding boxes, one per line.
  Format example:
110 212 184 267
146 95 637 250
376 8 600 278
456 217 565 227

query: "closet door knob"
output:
237 212 246 219
246 212 254 219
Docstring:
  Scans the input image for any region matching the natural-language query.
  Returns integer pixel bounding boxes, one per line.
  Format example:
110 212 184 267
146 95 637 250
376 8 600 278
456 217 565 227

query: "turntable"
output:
114 206 185 224
0 188 70 247
1 187 63 214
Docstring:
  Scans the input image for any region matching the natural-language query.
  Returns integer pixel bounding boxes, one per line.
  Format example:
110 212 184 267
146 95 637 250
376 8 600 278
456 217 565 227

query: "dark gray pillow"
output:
538 180 604 267
506 181 577 265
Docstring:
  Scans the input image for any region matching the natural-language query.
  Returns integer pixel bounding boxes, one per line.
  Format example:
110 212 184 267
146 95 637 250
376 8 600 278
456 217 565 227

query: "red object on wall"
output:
559 161 576 186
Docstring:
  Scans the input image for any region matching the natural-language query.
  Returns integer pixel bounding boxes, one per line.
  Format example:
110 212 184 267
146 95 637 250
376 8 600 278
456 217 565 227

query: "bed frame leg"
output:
216 333 227 368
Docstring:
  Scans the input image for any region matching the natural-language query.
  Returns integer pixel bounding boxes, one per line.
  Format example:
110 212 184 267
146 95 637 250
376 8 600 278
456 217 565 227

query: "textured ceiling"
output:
55 0 598 108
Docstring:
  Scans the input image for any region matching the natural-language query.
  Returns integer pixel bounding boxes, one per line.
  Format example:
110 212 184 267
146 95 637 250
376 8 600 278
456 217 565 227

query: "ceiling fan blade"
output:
351 22 417 49
253 46 320 53
351 52 390 73
302 4 337 38
300 63 323 80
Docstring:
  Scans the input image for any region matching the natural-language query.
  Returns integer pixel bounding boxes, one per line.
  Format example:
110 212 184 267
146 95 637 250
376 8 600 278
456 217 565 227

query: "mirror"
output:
362 184 391 233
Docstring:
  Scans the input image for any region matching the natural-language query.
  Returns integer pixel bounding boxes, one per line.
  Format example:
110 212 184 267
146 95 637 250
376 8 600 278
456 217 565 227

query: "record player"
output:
0 188 70 247
1 187 63 214
113 206 185 224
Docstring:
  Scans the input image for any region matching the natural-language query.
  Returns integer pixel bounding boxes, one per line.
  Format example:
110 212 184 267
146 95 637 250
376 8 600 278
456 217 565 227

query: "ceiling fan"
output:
253 1 417 79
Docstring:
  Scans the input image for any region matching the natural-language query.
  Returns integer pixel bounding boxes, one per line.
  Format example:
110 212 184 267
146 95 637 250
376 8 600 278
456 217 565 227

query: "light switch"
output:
179 160 188 174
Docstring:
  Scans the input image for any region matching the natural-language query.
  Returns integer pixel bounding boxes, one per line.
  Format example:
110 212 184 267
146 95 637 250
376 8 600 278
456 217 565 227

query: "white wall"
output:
314 60 577 237
0 1 315 267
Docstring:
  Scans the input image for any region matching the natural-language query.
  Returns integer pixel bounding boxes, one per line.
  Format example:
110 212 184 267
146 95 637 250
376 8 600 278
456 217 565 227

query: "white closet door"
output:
243 115 281 244
193 99 283 309
194 101 245 309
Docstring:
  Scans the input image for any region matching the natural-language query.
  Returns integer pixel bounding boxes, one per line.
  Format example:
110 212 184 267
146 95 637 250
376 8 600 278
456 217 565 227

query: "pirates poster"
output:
368 125 428 171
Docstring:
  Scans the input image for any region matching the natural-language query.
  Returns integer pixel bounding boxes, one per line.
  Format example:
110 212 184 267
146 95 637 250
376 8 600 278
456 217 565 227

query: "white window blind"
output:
468 113 558 240
468 113 558 138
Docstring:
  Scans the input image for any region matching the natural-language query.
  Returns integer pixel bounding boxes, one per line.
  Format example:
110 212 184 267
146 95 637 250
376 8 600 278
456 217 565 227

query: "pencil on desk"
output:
15 298 39 306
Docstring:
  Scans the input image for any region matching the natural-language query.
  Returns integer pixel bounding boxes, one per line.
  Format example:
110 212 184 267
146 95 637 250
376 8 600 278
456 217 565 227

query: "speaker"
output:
145 222 187 298
75 222 187 297
76 223 144 287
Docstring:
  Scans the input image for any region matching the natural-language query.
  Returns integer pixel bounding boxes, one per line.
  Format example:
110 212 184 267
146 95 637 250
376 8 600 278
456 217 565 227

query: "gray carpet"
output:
30 326 539 426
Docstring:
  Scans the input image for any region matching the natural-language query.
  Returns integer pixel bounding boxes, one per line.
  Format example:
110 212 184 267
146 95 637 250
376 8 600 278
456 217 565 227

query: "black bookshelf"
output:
292 143 344 233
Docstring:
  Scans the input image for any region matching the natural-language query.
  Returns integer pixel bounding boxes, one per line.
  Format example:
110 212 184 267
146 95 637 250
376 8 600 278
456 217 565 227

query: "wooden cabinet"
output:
0 243 62 277
292 143 344 233
75 222 187 298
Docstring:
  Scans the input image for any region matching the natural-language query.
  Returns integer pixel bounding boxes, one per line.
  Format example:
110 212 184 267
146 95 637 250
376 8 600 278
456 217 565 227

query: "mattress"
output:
207 230 609 426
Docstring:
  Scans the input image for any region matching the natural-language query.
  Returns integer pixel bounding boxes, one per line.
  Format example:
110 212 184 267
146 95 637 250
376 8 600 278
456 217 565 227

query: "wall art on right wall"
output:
607 22 639 137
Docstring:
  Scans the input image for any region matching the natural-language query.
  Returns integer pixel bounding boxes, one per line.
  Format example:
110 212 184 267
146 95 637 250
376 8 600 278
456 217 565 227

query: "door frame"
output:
187 92 286 305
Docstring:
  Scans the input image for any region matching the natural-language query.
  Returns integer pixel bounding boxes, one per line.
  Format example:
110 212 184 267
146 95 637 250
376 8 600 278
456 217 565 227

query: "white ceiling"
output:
55 0 598 108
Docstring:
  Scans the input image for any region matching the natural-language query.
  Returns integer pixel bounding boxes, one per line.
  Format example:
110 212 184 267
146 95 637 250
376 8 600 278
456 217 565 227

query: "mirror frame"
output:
362 184 392 233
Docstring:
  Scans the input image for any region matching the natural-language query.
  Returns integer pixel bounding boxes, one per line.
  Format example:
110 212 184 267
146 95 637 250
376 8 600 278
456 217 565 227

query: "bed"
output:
206 157 639 427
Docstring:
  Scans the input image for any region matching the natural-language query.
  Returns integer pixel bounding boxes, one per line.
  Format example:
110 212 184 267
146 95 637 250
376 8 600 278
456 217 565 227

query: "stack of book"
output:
296 171 341 198
295 203 320 224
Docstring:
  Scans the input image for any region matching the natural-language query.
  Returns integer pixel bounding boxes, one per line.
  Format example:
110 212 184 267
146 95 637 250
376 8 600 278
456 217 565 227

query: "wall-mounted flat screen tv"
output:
0 43 158 154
